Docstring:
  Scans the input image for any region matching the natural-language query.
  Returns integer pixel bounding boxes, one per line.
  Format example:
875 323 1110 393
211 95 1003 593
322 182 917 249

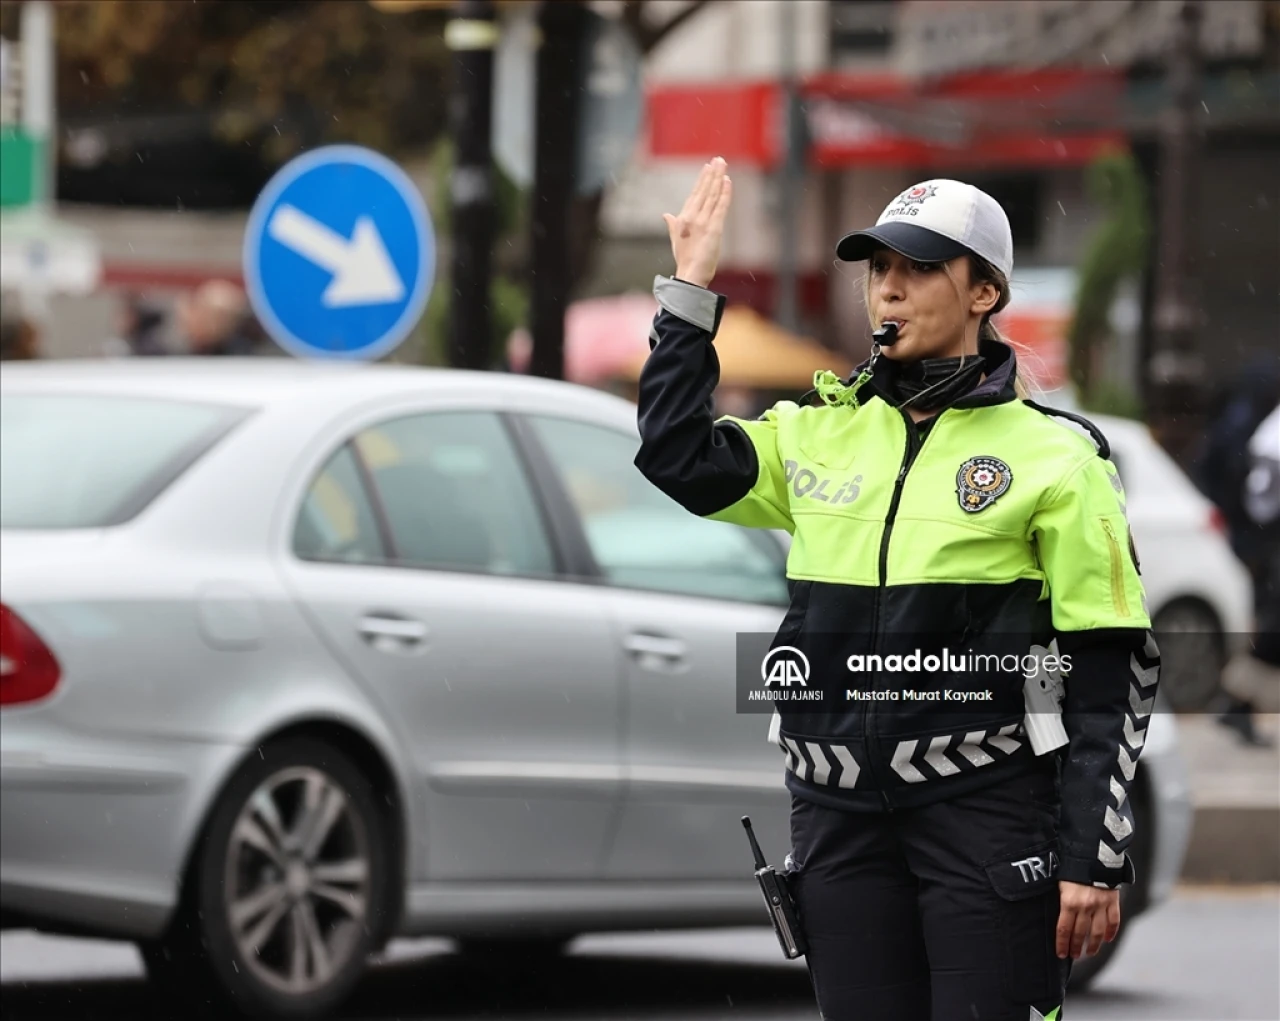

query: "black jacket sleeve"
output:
1055 628 1161 888
634 275 792 529
1029 447 1159 887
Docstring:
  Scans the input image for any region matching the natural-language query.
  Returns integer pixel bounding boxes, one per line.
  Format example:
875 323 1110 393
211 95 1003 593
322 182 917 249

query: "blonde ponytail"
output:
979 317 1032 400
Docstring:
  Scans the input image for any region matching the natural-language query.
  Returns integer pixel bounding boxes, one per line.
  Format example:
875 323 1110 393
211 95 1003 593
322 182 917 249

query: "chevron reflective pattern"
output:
777 723 1024 789
775 732 862 789
891 722 1023 782
1097 630 1159 872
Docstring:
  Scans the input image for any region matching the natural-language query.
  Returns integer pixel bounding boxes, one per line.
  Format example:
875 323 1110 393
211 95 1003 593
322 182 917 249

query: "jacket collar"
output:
855 337 1019 410
955 337 1019 408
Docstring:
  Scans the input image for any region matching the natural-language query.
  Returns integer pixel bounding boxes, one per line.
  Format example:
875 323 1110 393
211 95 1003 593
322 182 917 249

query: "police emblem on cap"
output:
893 183 937 209
956 456 1012 513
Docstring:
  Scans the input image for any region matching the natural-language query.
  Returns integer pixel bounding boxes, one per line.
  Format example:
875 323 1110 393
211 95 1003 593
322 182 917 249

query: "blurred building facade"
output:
7 0 1277 395
604 0 1280 402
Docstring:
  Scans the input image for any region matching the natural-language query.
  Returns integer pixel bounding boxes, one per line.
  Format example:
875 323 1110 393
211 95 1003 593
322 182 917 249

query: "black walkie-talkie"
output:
742 816 807 960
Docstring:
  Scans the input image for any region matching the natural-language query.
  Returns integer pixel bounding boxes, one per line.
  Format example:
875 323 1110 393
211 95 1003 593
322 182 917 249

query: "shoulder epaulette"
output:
1023 399 1112 460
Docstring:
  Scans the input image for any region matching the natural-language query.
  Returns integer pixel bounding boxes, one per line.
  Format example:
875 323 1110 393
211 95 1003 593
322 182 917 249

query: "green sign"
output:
0 129 41 207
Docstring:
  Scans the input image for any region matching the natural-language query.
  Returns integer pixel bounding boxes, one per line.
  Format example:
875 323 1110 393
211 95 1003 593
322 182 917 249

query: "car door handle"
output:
358 614 429 649
623 633 688 671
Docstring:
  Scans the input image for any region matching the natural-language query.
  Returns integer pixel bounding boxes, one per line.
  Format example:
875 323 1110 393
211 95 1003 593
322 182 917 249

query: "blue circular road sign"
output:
243 145 435 360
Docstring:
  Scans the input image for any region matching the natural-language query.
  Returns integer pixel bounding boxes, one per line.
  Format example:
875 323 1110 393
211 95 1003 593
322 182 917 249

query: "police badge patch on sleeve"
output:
956 456 1012 513
1127 524 1142 574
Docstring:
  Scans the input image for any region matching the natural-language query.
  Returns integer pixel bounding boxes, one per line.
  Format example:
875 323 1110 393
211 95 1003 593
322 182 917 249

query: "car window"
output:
526 415 788 605
0 394 249 529
354 411 555 576
293 443 387 565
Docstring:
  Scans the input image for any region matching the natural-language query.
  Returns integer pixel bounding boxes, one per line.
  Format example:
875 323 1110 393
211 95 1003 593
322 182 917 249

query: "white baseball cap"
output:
835 179 1014 279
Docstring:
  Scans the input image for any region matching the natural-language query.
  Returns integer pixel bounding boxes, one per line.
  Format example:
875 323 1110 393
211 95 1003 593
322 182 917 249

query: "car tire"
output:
1152 600 1225 711
144 738 393 1020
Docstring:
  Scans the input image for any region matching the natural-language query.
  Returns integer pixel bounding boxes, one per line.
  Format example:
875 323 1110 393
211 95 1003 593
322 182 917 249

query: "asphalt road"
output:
1 885 1276 1021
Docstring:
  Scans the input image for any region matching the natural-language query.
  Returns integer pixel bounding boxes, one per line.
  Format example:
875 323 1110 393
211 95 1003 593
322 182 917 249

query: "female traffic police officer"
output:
634 158 1161 1020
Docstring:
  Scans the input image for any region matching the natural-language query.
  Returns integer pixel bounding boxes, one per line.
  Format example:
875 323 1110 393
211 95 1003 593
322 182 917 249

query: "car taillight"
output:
0 604 61 707
1206 506 1228 537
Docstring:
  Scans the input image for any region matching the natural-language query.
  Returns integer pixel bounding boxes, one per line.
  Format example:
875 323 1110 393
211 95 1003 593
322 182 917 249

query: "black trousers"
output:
788 764 1072 1021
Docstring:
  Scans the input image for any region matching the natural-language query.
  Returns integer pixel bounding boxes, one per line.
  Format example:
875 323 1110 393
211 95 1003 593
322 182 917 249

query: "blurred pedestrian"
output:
1193 359 1280 591
102 292 169 358
178 279 257 356
0 315 40 360
1218 401 1280 745
636 162 1160 1019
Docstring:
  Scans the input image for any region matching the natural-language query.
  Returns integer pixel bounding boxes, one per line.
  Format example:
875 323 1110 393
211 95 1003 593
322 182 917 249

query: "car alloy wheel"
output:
1152 600 1224 711
225 767 373 997
147 738 393 1020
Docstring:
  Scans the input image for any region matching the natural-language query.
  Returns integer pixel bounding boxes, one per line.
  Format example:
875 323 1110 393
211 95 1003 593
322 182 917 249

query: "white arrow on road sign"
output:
244 145 435 360
266 204 405 308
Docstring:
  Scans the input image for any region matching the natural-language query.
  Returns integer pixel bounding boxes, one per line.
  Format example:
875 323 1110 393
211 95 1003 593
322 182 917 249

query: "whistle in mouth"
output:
873 322 900 346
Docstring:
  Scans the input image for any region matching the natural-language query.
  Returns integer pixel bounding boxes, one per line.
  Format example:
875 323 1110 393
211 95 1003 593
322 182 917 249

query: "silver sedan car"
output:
0 359 1191 1018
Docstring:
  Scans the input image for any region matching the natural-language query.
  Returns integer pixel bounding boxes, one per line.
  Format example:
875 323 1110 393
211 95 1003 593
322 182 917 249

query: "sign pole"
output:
775 0 804 332
446 0 498 370
530 0 587 381
20 0 54 209
1146 0 1207 468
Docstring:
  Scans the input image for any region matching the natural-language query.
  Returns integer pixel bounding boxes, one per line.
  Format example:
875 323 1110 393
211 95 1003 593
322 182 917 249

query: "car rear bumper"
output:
0 731 247 940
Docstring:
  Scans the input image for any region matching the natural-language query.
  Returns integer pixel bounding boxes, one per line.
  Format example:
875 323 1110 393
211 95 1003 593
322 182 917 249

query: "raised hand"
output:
663 157 732 289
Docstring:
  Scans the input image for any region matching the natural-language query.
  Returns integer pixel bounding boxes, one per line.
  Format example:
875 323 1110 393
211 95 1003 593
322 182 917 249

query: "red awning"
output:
645 68 1126 169
645 81 779 166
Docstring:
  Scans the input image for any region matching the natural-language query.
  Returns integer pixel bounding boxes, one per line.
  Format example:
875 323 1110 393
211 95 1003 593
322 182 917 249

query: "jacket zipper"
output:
1101 518 1131 618
863 409 939 811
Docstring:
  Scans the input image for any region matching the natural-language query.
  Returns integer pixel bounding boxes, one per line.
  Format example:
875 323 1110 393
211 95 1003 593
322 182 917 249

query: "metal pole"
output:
446 0 498 370
529 0 587 381
775 0 803 332
20 0 54 208
1147 0 1206 467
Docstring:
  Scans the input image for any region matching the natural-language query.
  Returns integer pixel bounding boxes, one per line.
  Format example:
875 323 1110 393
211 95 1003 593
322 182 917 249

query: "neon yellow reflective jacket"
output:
709 386 1149 632
635 275 1161 889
